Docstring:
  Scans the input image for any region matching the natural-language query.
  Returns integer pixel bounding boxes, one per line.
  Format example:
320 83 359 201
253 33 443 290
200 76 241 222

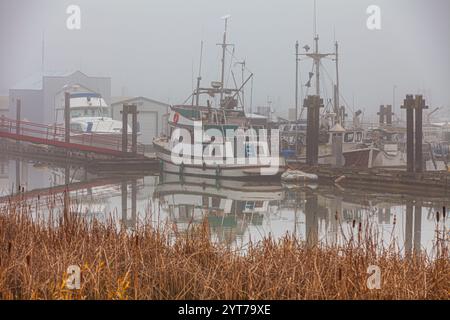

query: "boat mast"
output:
334 41 340 124
219 15 231 106
314 35 320 96
195 40 204 107
313 0 319 97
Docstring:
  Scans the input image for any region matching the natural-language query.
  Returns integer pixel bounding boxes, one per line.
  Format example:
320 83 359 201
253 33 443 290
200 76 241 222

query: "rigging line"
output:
225 47 235 88
319 62 331 114
231 70 244 108
319 61 354 115
182 93 194 105
226 47 254 77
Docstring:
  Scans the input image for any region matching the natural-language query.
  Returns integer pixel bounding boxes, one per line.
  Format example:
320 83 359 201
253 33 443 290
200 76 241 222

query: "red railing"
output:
0 116 145 156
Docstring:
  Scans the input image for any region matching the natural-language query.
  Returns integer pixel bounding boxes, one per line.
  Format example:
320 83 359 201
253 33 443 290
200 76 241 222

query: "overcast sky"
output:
1 0 449 120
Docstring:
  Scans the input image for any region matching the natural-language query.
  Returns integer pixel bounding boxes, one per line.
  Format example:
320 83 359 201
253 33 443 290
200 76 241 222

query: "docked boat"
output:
56 92 132 136
154 19 286 179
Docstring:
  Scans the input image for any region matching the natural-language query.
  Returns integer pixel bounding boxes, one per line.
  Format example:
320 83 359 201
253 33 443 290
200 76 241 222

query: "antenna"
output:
313 0 317 37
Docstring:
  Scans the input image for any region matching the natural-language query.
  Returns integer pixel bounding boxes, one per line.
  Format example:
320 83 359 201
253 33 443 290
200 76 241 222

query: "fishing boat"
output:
154 17 286 179
284 33 381 168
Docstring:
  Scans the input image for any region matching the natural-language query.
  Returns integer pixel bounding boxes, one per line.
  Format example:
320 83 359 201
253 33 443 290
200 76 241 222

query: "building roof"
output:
111 96 170 107
11 70 110 91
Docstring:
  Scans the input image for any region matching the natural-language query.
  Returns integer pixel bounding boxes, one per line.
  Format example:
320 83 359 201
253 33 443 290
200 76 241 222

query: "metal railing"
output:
0 116 145 155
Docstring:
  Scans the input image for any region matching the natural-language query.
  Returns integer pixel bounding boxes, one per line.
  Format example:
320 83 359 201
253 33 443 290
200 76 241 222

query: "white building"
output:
9 71 111 124
111 96 170 146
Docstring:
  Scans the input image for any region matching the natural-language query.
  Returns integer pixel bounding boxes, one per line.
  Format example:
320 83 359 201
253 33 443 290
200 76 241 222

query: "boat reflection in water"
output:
0 157 447 256
154 173 285 245
154 172 448 255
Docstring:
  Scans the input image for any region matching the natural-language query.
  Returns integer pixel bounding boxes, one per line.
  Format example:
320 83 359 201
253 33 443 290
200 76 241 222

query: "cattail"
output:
436 211 440 223
26 255 31 267
352 220 356 228
443 206 447 219
7 242 12 255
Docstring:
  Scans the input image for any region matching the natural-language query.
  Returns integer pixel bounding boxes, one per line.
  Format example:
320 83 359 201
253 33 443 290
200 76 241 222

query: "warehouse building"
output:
9 71 111 124
111 96 170 147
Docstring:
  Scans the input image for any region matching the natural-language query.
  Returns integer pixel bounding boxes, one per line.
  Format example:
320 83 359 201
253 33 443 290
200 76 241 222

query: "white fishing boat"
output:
154 18 286 179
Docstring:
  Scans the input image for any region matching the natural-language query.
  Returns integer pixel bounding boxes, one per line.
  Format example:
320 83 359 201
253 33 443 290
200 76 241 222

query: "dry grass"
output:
0 197 449 300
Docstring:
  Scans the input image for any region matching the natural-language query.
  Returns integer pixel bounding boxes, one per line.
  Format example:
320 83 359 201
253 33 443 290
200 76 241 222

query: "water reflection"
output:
0 156 448 255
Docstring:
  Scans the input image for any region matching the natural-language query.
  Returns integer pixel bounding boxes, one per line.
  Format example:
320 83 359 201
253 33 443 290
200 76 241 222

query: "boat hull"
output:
153 140 286 180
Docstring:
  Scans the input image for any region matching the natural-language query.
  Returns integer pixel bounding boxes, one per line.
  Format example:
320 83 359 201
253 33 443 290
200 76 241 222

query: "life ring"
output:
173 112 180 124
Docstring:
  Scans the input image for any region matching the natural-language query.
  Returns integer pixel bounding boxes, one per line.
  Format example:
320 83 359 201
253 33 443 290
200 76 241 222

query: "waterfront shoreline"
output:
0 203 448 300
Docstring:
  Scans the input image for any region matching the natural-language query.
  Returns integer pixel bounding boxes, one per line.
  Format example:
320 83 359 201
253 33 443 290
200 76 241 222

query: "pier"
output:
0 100 160 172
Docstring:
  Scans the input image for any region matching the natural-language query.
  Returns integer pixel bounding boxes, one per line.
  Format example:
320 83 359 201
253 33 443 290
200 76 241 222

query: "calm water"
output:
0 156 448 256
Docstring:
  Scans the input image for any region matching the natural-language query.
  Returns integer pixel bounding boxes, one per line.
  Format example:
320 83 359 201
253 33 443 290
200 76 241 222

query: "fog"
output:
1 0 449 120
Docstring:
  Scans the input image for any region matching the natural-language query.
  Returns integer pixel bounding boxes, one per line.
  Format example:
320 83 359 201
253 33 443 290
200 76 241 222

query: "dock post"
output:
305 95 323 166
130 179 137 229
414 203 422 254
15 99 21 153
414 95 428 173
130 104 138 155
330 123 345 168
405 202 414 256
378 105 385 125
121 105 129 152
16 99 21 136
305 193 318 247
386 105 393 125
402 95 415 173
64 92 70 144
121 181 128 226
15 159 20 195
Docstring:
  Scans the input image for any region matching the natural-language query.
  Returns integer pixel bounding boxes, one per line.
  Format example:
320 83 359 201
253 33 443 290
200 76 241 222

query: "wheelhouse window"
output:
355 131 363 143
344 132 354 143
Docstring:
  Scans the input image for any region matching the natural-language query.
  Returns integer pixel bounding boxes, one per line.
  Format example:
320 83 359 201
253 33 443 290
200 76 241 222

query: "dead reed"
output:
0 197 448 300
